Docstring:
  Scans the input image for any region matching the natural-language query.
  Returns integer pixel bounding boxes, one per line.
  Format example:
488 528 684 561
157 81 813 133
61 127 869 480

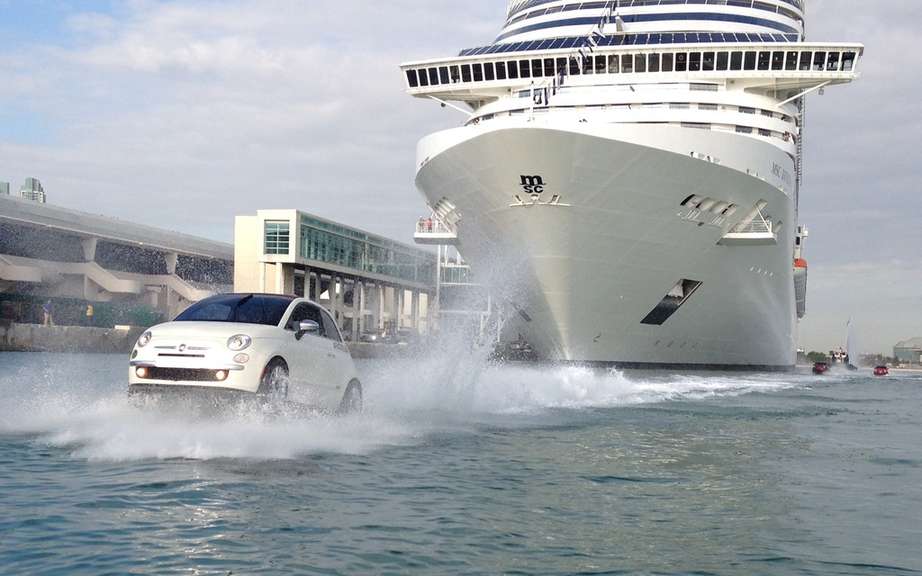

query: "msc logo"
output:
520 175 546 196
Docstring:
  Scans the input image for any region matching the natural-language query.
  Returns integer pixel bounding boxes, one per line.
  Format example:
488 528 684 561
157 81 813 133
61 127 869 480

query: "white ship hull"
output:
416 119 798 368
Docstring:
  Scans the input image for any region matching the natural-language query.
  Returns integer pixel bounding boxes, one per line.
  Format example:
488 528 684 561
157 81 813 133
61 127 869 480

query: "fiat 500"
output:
128 293 362 412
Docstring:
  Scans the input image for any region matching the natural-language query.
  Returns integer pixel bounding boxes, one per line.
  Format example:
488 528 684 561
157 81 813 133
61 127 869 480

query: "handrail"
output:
415 218 456 235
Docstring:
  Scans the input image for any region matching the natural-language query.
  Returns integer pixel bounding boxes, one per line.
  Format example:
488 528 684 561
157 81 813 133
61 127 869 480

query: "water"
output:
1 352 920 575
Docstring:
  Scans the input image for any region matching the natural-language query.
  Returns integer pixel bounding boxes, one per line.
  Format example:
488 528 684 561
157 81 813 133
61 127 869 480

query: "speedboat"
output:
874 365 890 377
813 362 830 375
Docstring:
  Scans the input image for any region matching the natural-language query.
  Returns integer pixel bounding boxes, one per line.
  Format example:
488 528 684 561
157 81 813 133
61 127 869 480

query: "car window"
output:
176 294 292 326
320 310 343 342
285 303 326 337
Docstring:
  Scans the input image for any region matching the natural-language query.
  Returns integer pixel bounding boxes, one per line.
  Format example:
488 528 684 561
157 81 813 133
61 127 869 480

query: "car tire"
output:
258 358 289 405
338 379 363 414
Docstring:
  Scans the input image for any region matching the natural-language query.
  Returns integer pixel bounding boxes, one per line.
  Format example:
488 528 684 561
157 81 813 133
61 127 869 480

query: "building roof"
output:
0 194 233 261
895 337 922 350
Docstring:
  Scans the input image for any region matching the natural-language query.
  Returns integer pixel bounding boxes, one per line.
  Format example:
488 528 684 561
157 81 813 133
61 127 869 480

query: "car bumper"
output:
128 360 261 394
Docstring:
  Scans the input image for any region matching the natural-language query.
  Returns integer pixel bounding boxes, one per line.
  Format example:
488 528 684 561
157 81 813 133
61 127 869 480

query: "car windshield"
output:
174 294 292 326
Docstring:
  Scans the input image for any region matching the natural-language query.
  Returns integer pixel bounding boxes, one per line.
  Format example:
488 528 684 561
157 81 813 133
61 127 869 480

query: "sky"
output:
0 0 919 353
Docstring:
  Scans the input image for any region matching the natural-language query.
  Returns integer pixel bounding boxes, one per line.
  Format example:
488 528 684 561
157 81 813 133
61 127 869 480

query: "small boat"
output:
874 365 890 377
813 362 829 375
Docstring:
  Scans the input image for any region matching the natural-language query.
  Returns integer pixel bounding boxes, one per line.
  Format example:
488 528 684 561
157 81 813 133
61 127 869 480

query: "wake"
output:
0 352 809 461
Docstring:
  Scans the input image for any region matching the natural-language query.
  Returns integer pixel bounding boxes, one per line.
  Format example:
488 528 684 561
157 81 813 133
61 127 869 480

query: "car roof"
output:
204 292 298 302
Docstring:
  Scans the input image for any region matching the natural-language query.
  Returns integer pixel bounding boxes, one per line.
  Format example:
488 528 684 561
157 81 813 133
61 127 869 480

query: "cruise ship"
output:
402 0 862 369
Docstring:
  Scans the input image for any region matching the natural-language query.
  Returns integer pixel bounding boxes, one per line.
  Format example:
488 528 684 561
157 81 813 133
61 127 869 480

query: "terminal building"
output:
894 338 922 365
235 210 437 340
0 194 233 327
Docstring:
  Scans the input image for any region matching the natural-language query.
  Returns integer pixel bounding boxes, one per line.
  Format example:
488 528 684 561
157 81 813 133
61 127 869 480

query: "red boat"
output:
874 365 890 377
813 362 829 375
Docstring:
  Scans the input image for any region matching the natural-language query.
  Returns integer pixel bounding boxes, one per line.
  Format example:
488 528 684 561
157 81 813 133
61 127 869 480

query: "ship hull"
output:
416 121 798 369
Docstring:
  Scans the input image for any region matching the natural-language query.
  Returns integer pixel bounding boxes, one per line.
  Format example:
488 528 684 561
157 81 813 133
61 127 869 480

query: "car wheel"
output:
338 379 363 414
258 358 289 405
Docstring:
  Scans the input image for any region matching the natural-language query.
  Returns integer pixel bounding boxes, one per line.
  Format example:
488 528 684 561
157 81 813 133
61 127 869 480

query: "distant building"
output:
0 181 9 196
894 338 922 365
235 209 436 340
19 177 47 203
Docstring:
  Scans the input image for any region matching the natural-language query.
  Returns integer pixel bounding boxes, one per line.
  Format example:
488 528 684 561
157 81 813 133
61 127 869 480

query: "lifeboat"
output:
813 362 829 375
874 365 890 377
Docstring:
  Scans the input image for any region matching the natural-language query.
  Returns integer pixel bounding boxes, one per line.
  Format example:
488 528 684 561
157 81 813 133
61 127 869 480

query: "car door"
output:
281 302 325 398
320 308 353 404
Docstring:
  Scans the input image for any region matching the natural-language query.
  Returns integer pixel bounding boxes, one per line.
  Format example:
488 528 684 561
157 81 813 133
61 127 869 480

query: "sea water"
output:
0 352 920 575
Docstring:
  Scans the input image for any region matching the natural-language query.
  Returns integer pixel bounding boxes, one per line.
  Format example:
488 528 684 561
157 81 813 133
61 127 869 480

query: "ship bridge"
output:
402 38 861 104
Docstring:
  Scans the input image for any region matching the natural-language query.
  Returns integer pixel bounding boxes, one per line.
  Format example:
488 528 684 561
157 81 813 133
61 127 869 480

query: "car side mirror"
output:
296 319 320 339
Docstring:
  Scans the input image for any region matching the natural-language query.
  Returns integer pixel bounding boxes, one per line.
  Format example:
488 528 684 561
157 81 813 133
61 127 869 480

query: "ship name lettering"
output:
520 175 545 195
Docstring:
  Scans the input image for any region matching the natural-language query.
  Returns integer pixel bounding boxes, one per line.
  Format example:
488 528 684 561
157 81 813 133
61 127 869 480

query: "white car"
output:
128 293 362 412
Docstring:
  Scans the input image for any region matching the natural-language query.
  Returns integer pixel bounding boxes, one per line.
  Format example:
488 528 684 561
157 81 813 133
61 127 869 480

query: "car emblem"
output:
178 344 187 352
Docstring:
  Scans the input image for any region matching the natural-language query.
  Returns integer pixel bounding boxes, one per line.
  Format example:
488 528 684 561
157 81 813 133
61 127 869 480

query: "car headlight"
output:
227 334 252 351
137 331 152 348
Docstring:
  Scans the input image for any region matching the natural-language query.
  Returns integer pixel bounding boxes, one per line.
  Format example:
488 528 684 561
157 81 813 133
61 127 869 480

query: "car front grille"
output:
144 367 225 382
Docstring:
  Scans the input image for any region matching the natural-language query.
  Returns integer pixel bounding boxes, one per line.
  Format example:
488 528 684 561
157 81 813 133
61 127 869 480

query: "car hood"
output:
145 321 281 340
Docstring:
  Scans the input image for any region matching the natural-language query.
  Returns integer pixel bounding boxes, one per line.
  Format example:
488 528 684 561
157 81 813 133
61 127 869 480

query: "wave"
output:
0 352 807 461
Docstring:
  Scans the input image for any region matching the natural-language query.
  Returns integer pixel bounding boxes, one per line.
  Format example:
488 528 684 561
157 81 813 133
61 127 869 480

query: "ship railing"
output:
730 219 773 235
414 217 458 246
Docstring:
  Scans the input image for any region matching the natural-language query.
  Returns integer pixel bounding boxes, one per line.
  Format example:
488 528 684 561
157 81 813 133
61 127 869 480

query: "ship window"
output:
483 62 495 81
675 53 687 72
736 125 753 133
649 53 660 72
689 52 701 71
608 54 619 73
569 56 580 75
634 54 646 73
771 51 784 70
744 51 757 70
730 52 743 70
519 59 531 78
826 52 840 71
757 52 770 71
703 51 715 71
716 52 728 71
785 51 798 71
641 279 703 326
595 55 607 74
418 68 429 86
439 66 450 84
428 68 439 85
406 69 419 88
813 51 826 71
495 61 507 80
450 65 460 83
532 59 543 77
558 57 568 76
622 54 634 73
739 106 755 114
799 51 812 70
461 64 471 82
472 63 483 82
544 58 554 77
759 128 772 136
842 51 856 71
508 60 519 79
661 52 673 72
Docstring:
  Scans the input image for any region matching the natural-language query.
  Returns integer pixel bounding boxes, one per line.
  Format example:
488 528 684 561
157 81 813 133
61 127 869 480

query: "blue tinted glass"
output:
175 294 293 326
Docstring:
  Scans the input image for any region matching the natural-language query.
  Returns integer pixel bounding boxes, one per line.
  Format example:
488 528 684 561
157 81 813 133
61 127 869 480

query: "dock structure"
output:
414 214 496 341
0 194 232 324
234 210 437 340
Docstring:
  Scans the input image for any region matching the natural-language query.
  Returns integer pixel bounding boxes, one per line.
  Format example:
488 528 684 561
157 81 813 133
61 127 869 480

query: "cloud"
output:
0 0 917 352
